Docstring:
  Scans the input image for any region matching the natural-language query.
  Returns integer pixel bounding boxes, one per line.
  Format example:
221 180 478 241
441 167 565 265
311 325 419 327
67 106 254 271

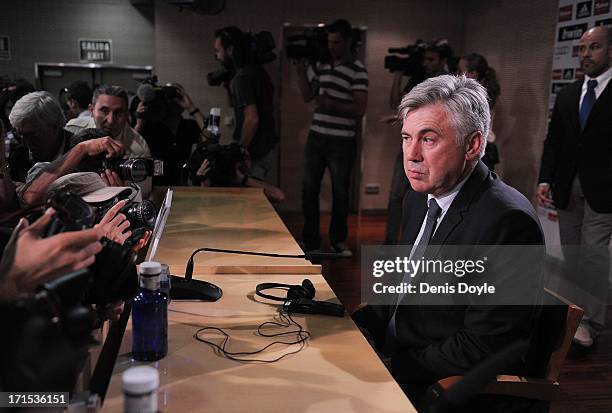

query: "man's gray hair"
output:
92 84 129 108
398 75 490 157
8 91 66 131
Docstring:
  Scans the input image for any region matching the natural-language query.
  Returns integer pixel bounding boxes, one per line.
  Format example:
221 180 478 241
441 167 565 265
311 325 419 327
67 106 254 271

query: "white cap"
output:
139 261 162 276
122 366 159 394
47 172 139 204
210 107 221 117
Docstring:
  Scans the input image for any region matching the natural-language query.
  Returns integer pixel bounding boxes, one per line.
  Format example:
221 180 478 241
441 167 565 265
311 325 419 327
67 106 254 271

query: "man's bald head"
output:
578 26 612 77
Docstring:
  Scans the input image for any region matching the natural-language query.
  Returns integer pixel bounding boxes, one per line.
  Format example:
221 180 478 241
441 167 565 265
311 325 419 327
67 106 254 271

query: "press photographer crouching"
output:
0 173 153 393
133 78 204 186
187 138 285 203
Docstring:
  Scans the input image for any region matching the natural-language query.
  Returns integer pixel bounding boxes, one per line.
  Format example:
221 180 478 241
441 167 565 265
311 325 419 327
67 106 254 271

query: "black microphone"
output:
185 247 308 279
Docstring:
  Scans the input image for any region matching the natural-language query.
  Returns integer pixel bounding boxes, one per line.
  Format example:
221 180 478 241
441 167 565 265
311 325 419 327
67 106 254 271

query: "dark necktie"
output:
579 79 598 130
383 199 443 354
411 199 442 260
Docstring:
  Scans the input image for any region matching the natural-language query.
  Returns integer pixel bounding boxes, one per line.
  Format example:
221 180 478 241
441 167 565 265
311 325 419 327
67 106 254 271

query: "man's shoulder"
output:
121 125 151 158
65 116 95 132
555 79 582 102
470 172 543 243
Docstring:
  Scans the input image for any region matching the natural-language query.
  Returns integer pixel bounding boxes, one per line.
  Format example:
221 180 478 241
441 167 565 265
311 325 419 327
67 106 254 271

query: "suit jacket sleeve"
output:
538 93 564 184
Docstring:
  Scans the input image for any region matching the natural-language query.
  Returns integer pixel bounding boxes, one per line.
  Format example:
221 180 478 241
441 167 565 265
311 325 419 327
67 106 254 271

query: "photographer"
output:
64 80 93 120
133 80 202 185
196 154 285 203
213 26 279 181
65 85 152 197
294 19 368 256
16 129 124 206
7 91 73 184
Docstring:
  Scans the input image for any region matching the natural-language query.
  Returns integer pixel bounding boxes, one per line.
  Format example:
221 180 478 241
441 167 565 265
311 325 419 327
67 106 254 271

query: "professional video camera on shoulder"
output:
285 24 362 65
70 128 163 183
384 39 427 76
135 75 182 122
207 26 277 87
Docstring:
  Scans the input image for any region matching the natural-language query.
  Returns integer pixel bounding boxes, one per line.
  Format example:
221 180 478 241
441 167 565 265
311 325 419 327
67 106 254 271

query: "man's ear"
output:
227 45 234 59
88 103 94 113
465 131 484 161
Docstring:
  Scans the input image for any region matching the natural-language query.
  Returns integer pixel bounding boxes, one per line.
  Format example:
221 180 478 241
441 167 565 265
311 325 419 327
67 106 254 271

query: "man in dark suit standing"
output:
537 26 612 349
353 74 543 407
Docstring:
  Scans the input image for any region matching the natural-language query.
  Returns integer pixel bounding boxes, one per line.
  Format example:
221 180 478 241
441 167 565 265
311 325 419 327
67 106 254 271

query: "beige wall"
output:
0 0 155 84
461 0 558 200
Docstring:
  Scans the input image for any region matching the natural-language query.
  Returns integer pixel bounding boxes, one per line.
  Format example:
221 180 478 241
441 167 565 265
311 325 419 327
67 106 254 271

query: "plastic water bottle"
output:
122 366 159 413
159 263 171 303
207 107 221 139
132 261 168 361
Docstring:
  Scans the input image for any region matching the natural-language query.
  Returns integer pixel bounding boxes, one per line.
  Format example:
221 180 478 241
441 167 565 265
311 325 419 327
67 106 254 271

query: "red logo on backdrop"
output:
552 69 562 80
572 45 581 57
594 0 610 15
576 68 584 78
559 4 573 21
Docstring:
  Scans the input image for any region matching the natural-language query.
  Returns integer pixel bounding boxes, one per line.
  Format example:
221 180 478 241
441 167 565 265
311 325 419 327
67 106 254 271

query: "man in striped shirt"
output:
296 19 368 257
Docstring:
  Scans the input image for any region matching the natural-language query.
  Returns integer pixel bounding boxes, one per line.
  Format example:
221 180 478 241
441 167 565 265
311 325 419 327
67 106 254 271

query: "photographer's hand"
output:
95 199 131 245
132 229 152 252
101 169 125 187
19 136 125 205
196 158 211 177
78 136 124 159
0 209 103 301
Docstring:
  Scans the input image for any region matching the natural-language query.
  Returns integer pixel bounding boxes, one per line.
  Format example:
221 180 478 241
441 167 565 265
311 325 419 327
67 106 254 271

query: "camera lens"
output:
119 159 148 183
123 200 157 228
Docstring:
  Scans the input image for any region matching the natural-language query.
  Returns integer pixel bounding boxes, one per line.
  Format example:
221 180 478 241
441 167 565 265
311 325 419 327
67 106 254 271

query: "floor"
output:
279 211 612 413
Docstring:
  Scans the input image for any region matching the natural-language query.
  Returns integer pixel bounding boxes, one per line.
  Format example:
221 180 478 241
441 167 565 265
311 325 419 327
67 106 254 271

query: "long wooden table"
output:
101 273 415 412
150 187 320 275
99 188 415 412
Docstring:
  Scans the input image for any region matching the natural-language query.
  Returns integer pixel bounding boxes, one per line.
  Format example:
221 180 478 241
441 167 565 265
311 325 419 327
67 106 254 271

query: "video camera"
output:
186 139 248 187
384 39 427 77
285 26 363 65
71 128 164 183
207 30 277 87
285 27 330 65
136 76 182 121
45 191 139 306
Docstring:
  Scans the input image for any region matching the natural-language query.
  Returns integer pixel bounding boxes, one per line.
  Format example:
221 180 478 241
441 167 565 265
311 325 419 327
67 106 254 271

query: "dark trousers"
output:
302 132 356 250
384 150 412 244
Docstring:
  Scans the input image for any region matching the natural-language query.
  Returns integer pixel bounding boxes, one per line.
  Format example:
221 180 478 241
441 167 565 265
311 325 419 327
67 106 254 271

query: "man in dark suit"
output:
353 74 544 406
537 26 612 348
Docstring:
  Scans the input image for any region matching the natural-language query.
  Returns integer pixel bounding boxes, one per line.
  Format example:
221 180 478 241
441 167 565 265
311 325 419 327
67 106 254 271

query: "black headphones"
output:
255 279 315 303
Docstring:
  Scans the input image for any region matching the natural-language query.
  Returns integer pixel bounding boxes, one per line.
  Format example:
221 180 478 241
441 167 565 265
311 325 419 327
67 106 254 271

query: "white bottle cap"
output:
139 261 162 276
210 107 221 117
122 366 159 394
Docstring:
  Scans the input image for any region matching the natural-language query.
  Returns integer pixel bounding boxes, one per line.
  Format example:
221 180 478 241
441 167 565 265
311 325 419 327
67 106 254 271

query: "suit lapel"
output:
427 161 490 257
